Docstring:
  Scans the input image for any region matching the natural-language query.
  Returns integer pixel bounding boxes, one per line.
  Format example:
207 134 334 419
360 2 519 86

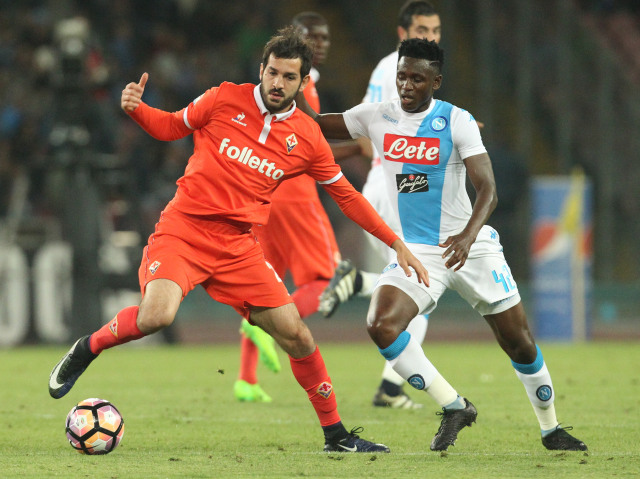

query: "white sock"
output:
381 314 429 386
357 271 380 297
382 332 458 408
513 349 559 432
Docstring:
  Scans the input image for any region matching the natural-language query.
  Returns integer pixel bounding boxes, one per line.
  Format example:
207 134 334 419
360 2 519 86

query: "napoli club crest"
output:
431 116 447 132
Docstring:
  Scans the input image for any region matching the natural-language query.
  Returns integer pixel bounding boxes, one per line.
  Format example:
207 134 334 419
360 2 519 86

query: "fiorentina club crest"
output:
109 316 118 338
285 134 298 154
317 381 333 399
149 260 161 275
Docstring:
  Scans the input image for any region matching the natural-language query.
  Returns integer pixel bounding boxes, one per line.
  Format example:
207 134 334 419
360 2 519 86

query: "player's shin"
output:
289 346 341 427
512 345 559 431
238 334 259 384
381 315 429 386
380 331 459 407
89 306 146 355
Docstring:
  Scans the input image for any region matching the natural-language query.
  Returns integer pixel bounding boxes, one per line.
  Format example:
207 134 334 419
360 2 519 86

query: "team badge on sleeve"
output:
108 316 119 338
285 134 298 154
149 261 161 275
317 381 333 399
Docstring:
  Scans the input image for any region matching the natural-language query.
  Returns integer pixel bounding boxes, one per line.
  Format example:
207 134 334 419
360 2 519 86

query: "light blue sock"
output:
444 395 465 410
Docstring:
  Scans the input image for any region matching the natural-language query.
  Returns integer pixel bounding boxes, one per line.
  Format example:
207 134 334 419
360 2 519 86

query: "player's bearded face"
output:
259 56 306 114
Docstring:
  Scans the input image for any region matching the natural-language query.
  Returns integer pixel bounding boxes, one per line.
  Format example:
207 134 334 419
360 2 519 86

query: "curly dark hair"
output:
262 25 314 78
398 38 444 73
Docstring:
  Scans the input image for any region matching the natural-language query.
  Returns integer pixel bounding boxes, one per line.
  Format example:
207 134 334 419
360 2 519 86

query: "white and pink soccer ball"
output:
65 398 125 455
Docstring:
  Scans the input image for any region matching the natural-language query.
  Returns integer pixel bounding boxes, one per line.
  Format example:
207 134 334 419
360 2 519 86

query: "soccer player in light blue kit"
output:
300 38 587 452
320 0 443 410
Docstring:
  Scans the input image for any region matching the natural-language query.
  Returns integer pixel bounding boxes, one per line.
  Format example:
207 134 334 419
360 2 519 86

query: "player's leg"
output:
208 243 389 452
484 303 587 451
234 223 284 401
235 318 280 402
49 278 182 399
251 303 389 452
234 326 274 403
367 283 476 450
373 313 428 409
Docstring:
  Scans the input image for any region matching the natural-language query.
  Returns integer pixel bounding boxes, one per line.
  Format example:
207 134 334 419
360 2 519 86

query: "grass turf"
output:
1 341 638 478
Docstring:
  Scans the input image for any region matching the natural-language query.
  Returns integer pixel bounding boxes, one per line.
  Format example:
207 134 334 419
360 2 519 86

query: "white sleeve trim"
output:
183 106 194 130
317 171 344 185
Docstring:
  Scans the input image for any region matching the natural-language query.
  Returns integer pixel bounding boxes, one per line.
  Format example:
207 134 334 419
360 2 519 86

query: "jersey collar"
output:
253 85 297 122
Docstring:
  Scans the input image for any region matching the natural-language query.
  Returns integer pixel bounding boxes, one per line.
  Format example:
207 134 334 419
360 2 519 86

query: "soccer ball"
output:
65 398 125 455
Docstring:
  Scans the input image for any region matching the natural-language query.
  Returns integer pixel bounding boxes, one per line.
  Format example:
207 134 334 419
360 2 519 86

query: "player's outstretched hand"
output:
391 239 429 287
121 72 148 113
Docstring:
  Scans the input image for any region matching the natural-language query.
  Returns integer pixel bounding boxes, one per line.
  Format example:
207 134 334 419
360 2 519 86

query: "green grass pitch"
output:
1 341 638 478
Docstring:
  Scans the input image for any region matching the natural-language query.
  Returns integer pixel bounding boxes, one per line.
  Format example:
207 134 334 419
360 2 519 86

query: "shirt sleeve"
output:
182 86 220 130
128 103 192 141
322 176 398 247
303 129 345 184
128 86 222 141
342 103 378 140
451 107 487 159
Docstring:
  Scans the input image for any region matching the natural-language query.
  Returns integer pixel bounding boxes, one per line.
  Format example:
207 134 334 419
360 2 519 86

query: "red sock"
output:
238 334 258 384
291 279 329 319
89 306 145 355
289 346 340 427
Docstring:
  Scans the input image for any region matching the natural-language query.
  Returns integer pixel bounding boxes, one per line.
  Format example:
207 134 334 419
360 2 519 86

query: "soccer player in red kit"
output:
235 12 354 403
48 26 429 453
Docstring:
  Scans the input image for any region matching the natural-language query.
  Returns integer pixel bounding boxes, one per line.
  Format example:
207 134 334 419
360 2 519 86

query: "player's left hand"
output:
439 232 475 271
391 239 429 287
121 72 148 113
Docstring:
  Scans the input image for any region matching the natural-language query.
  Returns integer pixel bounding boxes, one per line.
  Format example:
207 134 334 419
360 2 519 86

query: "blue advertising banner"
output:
531 171 592 341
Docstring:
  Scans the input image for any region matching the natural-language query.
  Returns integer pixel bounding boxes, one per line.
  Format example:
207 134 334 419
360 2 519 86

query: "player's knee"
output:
366 313 401 348
281 326 316 358
136 306 175 334
506 338 537 364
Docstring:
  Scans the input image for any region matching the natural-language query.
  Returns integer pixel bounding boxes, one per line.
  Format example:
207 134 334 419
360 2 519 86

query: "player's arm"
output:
439 153 497 271
121 72 192 141
295 90 352 140
322 176 429 286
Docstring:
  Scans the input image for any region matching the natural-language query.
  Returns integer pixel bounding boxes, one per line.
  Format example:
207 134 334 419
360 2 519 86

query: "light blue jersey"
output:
344 98 486 246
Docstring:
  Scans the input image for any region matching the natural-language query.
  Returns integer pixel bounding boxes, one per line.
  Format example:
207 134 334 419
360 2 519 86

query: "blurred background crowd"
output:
1 0 639 344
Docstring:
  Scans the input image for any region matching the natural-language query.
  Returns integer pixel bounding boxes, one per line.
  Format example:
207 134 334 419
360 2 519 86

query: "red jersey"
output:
129 82 397 246
271 75 320 204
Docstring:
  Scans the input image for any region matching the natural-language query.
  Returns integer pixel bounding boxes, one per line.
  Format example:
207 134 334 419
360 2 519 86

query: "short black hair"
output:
262 25 314 78
398 38 444 73
398 0 439 30
292 11 327 29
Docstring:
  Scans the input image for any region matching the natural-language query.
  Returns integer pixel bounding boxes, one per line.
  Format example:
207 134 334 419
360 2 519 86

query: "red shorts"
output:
138 205 292 319
253 197 340 287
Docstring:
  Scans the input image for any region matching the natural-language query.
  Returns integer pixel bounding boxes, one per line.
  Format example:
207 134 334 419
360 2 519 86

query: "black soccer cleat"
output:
324 427 390 453
318 260 359 318
430 398 477 451
49 336 97 399
542 426 588 451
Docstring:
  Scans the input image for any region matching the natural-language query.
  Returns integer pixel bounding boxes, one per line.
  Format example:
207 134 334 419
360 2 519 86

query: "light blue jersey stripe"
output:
399 101 454 245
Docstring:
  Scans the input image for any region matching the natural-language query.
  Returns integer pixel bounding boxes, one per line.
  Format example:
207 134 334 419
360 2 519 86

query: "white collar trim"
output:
253 85 296 122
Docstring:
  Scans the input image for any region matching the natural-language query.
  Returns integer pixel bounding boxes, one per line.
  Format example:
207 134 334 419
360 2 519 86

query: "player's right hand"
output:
391 239 429 287
121 72 148 113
